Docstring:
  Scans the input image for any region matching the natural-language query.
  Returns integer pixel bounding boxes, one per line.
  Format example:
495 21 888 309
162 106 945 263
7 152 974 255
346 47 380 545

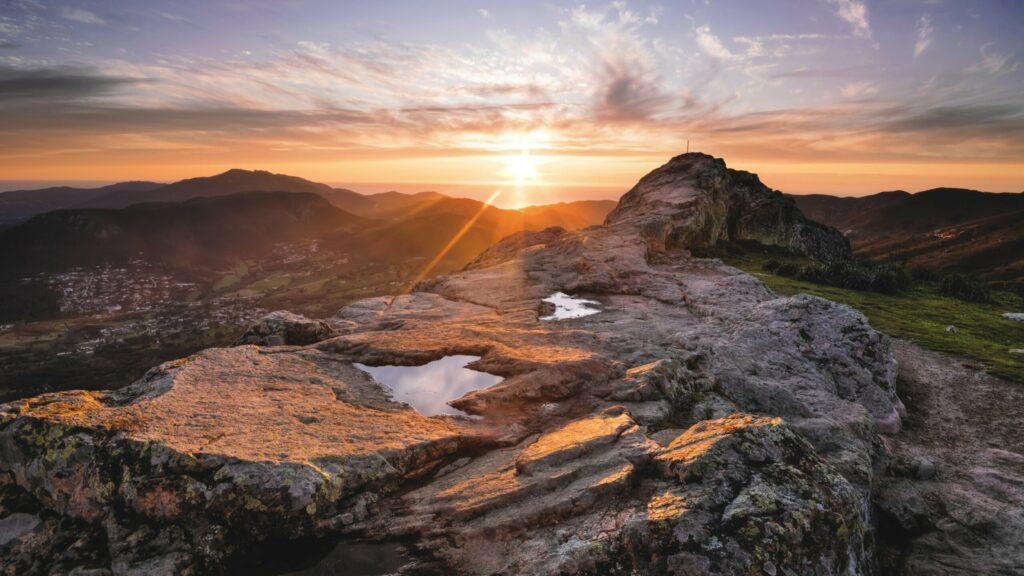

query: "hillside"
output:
791 188 1024 287
0 191 366 276
0 153 900 574
0 181 163 226
0 170 616 235
344 197 619 270
6 153 1017 575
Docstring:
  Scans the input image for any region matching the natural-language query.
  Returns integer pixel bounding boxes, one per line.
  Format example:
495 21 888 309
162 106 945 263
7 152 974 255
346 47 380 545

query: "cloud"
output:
0 64 139 102
562 3 669 121
966 45 1019 75
839 81 879 98
771 65 875 79
478 8 491 19
594 61 668 120
826 0 871 39
914 16 933 59
0 40 20 49
879 102 1024 135
1 0 1022 176
60 7 105 25
695 26 741 60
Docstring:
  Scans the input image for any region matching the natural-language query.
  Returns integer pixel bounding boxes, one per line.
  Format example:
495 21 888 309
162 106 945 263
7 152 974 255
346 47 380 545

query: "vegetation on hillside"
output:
708 242 1024 383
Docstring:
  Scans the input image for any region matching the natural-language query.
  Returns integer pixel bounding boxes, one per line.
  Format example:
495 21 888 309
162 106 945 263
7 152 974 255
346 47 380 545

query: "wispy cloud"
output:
0 64 138 102
840 81 878 98
967 44 1019 75
914 15 933 59
59 7 105 25
695 25 741 61
562 3 669 121
0 0 1021 191
826 0 871 39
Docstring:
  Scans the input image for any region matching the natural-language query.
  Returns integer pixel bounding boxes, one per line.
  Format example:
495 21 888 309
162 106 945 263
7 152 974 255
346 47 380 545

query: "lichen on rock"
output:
1 154 903 575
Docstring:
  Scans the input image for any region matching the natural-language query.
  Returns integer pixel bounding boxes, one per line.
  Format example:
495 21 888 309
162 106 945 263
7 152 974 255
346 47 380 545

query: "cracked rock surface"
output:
2 154 906 575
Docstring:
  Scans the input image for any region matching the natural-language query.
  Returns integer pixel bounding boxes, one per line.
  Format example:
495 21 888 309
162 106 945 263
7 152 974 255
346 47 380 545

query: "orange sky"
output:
1 1 1022 206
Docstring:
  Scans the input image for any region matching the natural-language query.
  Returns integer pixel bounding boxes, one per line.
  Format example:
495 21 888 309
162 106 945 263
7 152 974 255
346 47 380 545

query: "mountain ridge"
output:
789 187 1024 286
0 168 617 230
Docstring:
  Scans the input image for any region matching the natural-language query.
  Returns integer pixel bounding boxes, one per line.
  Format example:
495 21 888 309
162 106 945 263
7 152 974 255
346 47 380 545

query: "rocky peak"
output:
1 153 900 575
606 152 852 262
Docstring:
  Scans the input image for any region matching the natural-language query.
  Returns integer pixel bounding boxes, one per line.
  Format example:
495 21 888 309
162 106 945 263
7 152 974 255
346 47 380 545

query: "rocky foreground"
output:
0 154 1017 575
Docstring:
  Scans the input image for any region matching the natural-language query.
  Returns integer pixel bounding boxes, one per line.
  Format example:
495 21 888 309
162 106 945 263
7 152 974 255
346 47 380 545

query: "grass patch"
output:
717 245 1024 383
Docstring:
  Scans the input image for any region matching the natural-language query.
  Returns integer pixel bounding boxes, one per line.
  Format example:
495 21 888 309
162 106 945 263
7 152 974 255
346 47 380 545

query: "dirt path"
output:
875 340 1024 575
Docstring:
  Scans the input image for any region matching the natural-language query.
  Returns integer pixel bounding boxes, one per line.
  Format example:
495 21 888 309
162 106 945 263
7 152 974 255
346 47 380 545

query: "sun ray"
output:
382 187 505 313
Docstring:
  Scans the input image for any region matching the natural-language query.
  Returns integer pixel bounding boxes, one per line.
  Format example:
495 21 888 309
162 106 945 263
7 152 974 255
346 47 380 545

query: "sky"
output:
0 0 1022 207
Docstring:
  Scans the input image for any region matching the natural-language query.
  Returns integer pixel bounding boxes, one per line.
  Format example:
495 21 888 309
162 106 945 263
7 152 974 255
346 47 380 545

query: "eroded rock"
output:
236 310 335 346
0 154 904 575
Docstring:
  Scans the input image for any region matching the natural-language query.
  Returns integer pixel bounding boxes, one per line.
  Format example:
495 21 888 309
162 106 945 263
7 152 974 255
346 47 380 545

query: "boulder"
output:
235 310 334 346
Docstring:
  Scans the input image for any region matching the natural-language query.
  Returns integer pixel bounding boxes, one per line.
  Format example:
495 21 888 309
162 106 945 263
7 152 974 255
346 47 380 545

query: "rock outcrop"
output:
1 154 902 575
606 153 852 263
235 310 336 346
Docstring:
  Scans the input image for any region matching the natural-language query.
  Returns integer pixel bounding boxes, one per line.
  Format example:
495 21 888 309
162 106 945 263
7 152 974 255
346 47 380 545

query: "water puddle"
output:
540 292 602 320
355 355 502 416
283 541 407 576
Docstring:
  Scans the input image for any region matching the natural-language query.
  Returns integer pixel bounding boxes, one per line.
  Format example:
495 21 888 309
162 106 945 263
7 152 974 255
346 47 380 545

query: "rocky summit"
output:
0 153 995 575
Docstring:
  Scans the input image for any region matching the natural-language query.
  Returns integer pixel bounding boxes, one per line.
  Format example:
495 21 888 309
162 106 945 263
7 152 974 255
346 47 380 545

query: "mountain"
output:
0 170 616 235
2 153 1019 575
519 199 618 230
0 181 163 226
0 191 366 276
343 197 619 271
790 188 1024 286
0 152 933 575
82 168 370 211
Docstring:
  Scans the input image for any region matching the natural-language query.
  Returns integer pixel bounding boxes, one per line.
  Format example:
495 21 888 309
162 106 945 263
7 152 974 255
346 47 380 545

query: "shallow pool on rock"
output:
540 291 602 320
355 355 502 416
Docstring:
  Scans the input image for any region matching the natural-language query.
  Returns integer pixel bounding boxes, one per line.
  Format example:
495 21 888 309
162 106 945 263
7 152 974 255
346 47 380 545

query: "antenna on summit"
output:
686 139 690 154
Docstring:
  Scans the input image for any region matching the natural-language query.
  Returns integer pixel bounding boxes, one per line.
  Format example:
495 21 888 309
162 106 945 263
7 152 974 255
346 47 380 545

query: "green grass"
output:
717 246 1024 383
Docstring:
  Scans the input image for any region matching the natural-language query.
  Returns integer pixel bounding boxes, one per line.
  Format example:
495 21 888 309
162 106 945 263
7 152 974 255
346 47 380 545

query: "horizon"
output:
1 1 1022 202
1 158 1021 211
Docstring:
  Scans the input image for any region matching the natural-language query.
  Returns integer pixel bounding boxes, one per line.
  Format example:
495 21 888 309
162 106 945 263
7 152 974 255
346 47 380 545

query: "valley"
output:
790 188 1024 289
0 172 615 402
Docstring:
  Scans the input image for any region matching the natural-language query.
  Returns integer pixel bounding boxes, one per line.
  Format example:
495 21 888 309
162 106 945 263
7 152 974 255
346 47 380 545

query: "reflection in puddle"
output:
355 355 502 416
283 541 407 576
540 292 602 320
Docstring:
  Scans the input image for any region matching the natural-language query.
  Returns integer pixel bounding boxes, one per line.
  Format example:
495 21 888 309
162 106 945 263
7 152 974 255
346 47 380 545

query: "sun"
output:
503 149 542 185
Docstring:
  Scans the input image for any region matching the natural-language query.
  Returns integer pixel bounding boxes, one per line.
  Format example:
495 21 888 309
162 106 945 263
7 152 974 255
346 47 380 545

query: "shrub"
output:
763 256 916 296
796 265 827 284
774 262 800 277
824 261 874 291
871 263 913 295
910 267 939 282
940 273 993 303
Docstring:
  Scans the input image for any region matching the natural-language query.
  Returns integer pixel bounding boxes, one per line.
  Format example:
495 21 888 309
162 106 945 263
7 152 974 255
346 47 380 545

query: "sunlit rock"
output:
0 153 903 574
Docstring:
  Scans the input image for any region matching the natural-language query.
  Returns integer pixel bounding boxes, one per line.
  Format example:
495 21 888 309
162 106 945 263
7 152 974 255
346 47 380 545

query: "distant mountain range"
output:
0 169 617 277
0 169 616 226
0 192 366 276
790 188 1024 287
0 181 165 226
